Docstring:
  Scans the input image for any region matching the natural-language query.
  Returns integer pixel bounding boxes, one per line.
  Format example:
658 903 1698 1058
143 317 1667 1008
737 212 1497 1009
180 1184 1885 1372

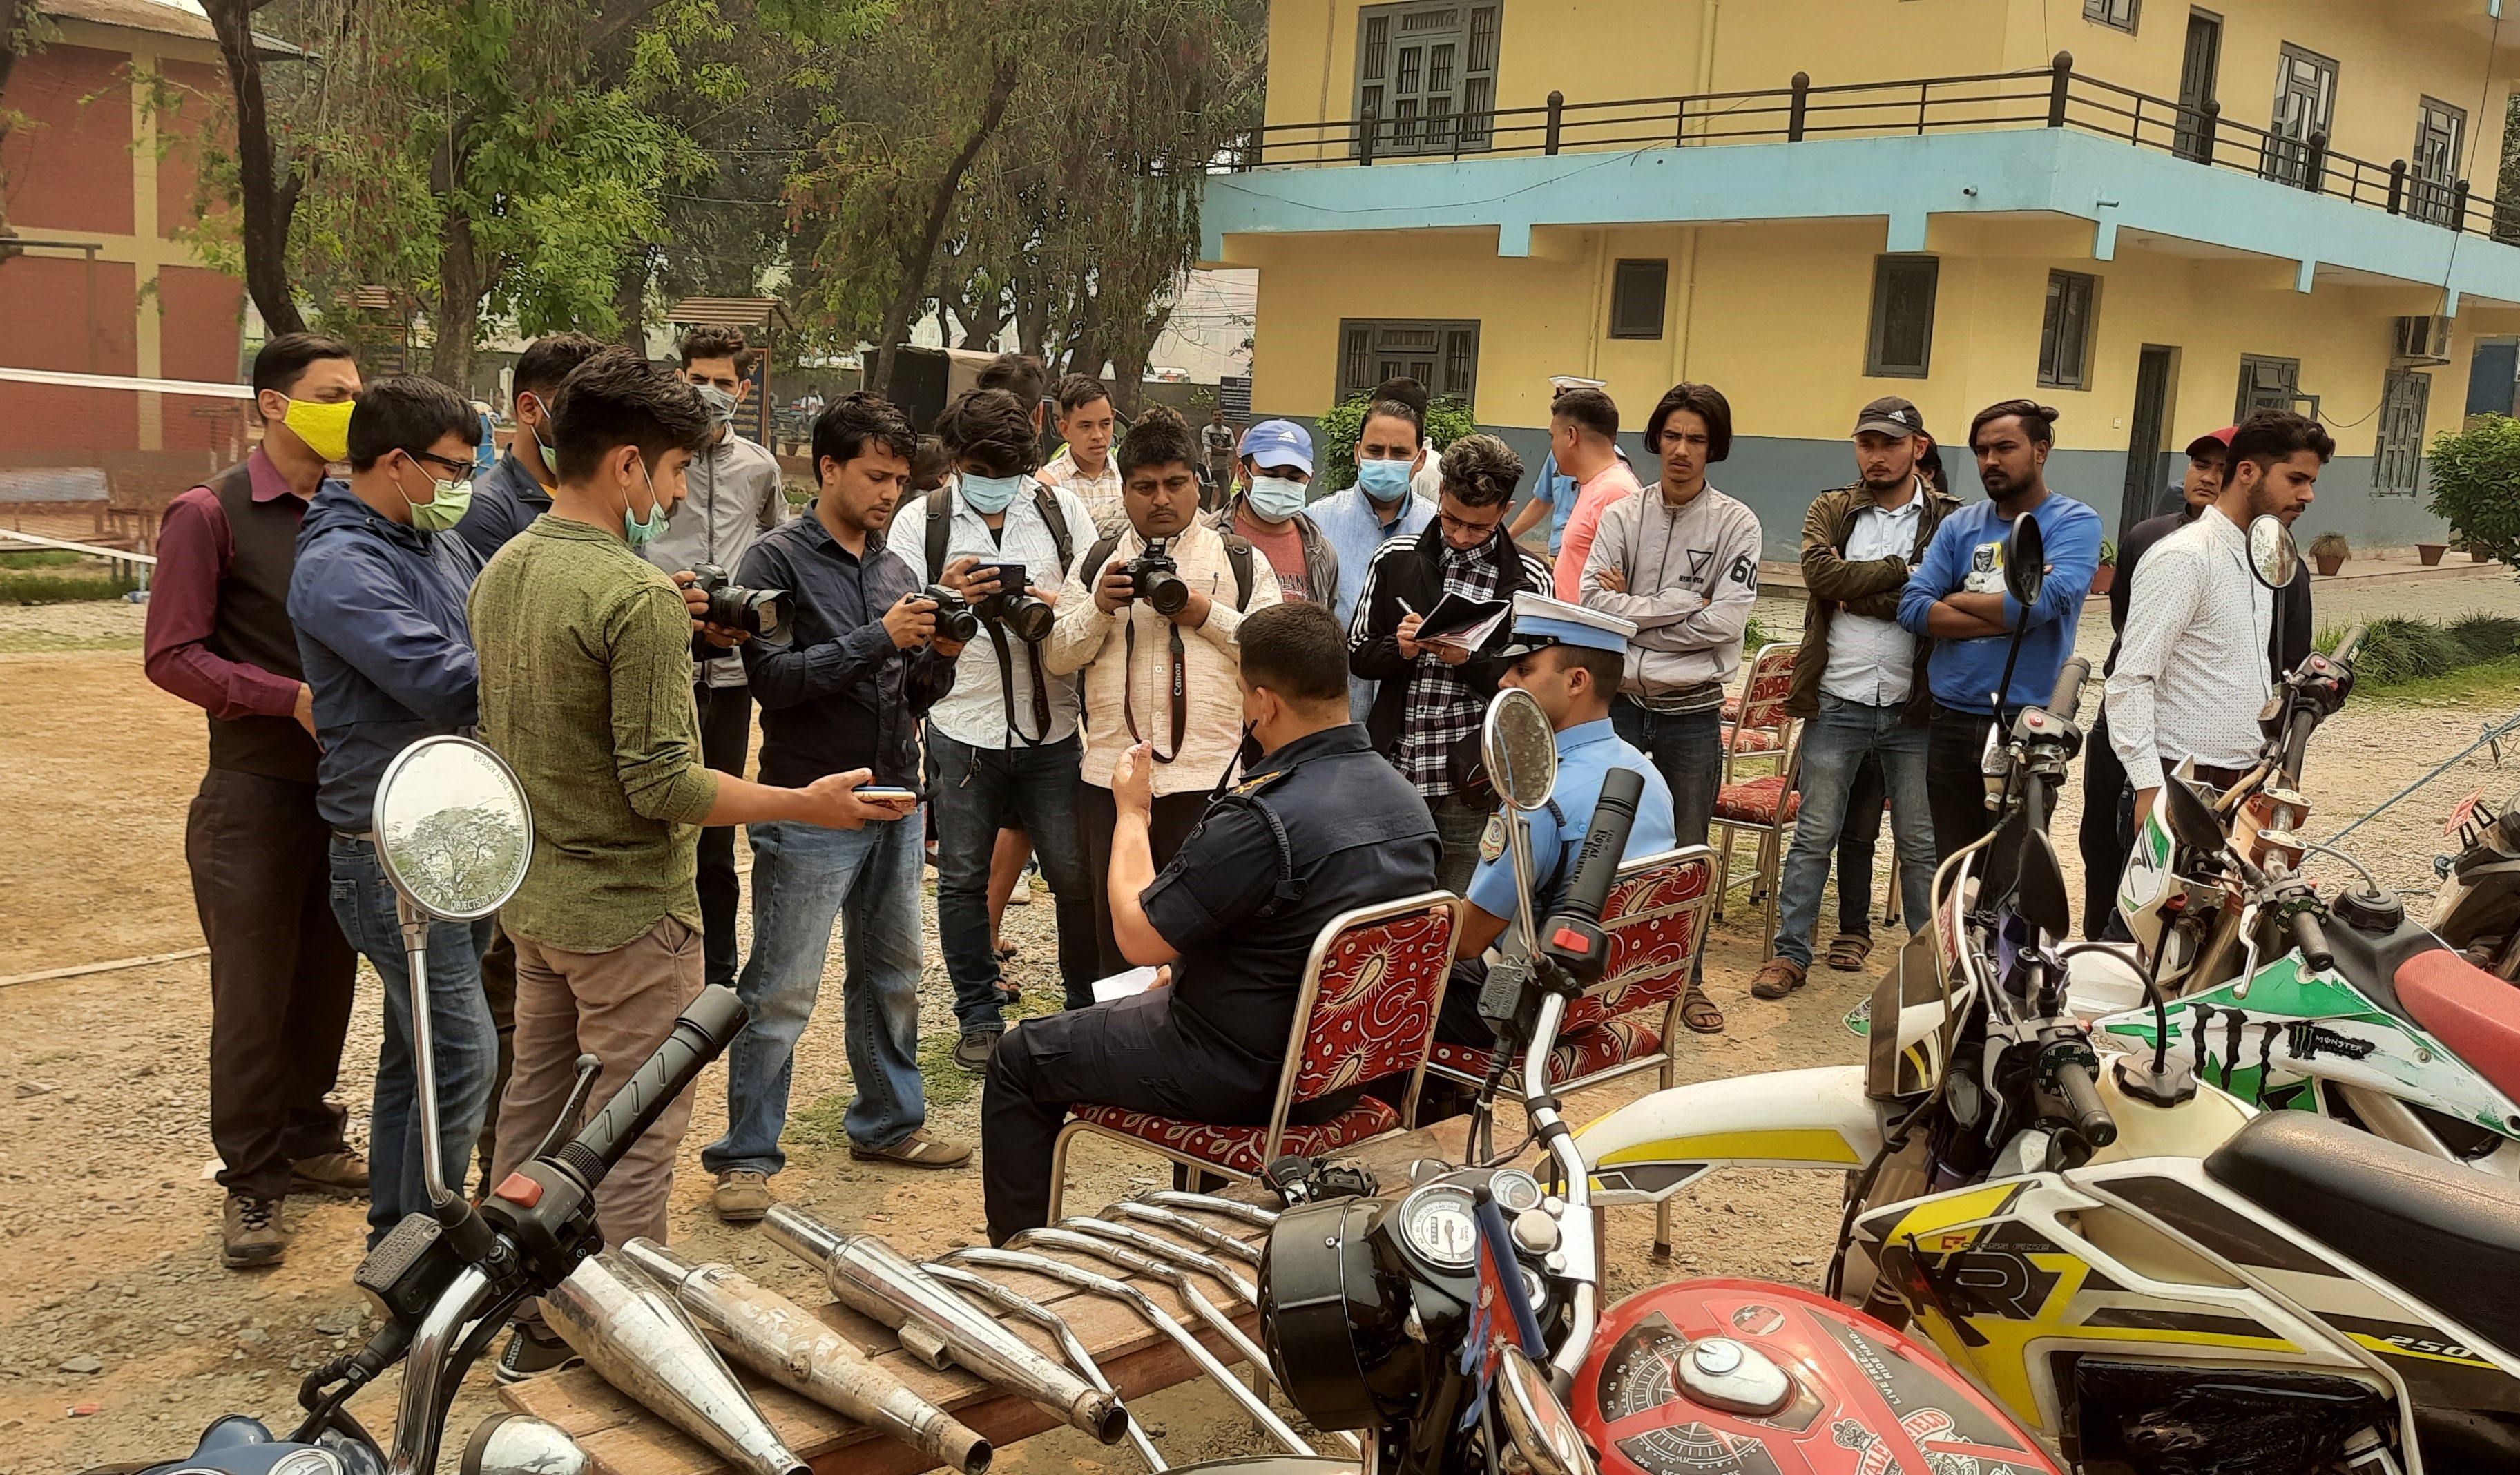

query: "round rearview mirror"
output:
374 735 533 922
1483 688 1558 812
2247 514 2299 591
1494 1343 1593 1475
2002 510 2048 610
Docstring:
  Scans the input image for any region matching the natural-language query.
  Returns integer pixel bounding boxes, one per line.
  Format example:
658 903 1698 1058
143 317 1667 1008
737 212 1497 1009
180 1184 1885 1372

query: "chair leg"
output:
1047 1121 1085 1224
1653 1005 1679 1260
1711 822 1733 921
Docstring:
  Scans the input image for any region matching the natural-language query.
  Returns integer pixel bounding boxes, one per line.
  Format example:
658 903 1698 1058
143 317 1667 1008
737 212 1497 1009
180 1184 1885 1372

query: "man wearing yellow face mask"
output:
289 375 494 1252
144 332 369 1270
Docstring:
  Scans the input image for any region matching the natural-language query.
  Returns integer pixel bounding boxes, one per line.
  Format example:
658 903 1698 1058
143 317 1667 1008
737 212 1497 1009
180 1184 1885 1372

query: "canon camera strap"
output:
1123 613 1189 764
988 610 1057 748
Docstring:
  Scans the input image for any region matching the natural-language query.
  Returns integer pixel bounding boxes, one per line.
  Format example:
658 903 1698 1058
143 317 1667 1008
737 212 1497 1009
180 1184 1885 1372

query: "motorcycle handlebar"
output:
1558 767 1644 928
2330 625 2367 666
2046 657 2093 724
2290 909 2335 974
2054 1061 2117 1148
557 985 747 1189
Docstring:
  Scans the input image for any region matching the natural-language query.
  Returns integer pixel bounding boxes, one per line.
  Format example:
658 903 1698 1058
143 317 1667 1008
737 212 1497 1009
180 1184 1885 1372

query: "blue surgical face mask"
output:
1356 457 1413 503
1244 475 1308 521
958 472 1023 515
623 457 670 548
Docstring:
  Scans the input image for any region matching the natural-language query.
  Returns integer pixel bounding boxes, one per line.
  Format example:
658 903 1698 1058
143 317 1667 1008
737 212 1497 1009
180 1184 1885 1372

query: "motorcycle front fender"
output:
1577 1066 1885 1205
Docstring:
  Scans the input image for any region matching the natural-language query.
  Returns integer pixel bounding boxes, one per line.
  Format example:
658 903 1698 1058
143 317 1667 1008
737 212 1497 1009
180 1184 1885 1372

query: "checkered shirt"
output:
1396 541 1501 797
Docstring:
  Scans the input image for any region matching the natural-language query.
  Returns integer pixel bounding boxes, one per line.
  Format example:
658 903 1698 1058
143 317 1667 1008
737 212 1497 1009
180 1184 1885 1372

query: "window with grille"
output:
1609 260 1669 340
1354 1 1500 157
2038 271 2100 391
2375 370 2432 497
2083 0 2138 32
1338 318 1481 408
2235 354 2305 420
1866 256 1940 379
2262 44 2338 190
2410 98 2467 227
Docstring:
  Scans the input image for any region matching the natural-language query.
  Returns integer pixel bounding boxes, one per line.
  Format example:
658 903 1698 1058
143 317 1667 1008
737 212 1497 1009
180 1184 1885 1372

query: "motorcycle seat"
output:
2203 1111 2520 1358
2396 949 2520 1104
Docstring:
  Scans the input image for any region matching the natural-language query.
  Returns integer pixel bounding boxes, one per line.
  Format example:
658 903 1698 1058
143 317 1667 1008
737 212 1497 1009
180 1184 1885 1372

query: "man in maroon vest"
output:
144 333 369 1269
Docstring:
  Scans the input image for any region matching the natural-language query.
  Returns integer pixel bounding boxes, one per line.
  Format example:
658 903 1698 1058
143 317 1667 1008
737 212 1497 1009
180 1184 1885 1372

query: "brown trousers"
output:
489 916 705 1250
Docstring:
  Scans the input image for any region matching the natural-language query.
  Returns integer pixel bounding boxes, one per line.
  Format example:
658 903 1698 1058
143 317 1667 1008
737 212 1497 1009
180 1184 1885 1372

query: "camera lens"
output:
996 594 1055 643
925 586 979 642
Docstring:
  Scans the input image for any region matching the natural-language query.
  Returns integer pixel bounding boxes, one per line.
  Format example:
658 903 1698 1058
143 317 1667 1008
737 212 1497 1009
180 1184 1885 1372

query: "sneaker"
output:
291 1148 372 1197
954 1029 1003 1074
221 1195 289 1269
712 1168 776 1224
494 1324 583 1384
850 1128 973 1169
1751 957 1809 1000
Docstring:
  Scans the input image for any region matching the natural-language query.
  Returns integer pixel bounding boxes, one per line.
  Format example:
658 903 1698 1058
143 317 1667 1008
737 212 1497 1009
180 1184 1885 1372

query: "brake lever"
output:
526 1054 604 1164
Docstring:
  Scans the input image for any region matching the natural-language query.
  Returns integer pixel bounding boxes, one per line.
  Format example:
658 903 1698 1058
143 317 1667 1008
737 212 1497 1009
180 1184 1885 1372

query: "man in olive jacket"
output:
1757 398 1959 1001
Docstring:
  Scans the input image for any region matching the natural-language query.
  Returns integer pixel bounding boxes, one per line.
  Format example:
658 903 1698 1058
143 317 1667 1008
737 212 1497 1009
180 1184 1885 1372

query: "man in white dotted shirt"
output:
2106 409 2329 826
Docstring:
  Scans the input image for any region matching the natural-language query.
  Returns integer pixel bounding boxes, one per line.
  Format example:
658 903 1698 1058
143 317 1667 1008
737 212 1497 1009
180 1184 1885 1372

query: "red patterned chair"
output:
1711 644 1802 941
1045 893 1461 1220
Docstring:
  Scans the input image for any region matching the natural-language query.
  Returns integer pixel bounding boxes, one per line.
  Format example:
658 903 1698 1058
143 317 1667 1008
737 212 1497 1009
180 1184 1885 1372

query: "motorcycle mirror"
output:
2161 776 2227 858
2247 514 2299 591
374 735 535 922
1483 688 1559 813
1493 1342 1594 1475
2016 827 2073 941
2001 508 2047 610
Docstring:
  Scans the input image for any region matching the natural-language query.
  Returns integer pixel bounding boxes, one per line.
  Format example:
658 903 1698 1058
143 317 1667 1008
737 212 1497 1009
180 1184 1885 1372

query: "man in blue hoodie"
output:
289 374 492 1249
1898 398 2102 864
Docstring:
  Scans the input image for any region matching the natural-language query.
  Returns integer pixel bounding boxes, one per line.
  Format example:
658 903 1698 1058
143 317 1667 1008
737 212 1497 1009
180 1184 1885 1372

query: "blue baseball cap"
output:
1239 419 1314 476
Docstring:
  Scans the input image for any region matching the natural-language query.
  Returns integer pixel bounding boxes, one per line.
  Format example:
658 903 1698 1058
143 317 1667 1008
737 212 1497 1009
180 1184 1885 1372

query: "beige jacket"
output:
1045 517 1283 796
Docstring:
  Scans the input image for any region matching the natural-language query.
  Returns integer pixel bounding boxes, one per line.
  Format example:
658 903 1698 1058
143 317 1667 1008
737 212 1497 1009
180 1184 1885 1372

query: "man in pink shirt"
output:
1549 386 1641 600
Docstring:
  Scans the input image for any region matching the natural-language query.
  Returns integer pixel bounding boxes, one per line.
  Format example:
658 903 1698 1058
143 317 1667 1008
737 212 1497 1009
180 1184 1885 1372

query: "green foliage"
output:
2427 414 2520 576
0 570 138 604
2098 539 2117 567
0 550 80 568
2317 614 2520 688
1313 394 1480 494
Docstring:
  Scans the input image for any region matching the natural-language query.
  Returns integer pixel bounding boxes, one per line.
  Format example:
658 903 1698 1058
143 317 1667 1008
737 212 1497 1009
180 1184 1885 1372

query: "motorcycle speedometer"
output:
1490 1168 1544 1215
1398 1185 1479 1270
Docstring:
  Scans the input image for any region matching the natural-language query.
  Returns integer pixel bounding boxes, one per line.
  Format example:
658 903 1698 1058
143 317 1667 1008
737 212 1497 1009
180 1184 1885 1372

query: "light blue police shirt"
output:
1464 717 1679 923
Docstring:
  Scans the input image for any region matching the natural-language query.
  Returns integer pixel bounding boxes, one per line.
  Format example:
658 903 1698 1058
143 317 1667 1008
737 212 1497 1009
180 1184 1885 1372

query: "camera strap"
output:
1123 613 1188 764
985 611 1056 748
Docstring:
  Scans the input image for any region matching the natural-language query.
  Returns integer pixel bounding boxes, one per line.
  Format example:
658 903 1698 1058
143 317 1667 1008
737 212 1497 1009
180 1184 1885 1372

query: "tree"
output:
199 0 308 336
2427 413 2520 577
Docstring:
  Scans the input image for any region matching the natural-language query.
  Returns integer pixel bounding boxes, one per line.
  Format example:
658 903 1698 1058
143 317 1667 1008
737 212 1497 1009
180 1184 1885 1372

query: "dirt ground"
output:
4 571 2519 1475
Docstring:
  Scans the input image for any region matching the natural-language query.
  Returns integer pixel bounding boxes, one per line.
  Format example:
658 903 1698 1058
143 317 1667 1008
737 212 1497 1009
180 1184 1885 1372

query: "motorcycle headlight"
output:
1260 1196 1402 1432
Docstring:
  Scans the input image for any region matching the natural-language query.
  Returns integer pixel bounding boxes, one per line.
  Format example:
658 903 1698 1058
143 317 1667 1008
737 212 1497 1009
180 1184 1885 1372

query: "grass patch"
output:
2320 614 2520 688
0 572 139 604
2350 652 2520 706
0 630 144 653
787 981 1067 1141
0 550 84 568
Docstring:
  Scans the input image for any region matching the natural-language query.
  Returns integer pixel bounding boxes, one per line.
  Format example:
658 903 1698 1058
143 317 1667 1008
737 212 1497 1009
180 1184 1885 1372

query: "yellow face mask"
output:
279 396 356 463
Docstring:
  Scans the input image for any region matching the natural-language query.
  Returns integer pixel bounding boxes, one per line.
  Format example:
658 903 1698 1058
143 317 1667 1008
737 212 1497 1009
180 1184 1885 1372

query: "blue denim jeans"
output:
327 836 497 1247
1610 699 1722 983
926 728 1098 1023
703 815 926 1170
1772 695 1934 968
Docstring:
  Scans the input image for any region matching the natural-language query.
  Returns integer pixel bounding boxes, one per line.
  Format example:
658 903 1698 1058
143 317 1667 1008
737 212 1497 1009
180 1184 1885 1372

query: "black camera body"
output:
973 564 1055 644
688 563 793 646
923 585 980 642
1126 543 1191 615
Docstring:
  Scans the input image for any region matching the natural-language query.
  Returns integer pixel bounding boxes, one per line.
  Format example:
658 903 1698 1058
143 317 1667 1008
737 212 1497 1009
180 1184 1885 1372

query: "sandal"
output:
1826 932 1874 972
1751 958 1808 1000
1680 985 1724 1034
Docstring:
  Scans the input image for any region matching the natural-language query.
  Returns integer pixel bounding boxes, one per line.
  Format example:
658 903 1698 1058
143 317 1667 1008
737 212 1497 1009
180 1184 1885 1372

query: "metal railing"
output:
1232 52 2507 241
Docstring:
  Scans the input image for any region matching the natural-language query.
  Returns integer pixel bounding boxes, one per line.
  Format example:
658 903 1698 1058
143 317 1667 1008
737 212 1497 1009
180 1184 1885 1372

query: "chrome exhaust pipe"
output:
1104 1201 1264 1265
1003 1228 1274 1383
1057 1216 1262 1307
541 1253 807 1475
763 1205 1124 1445
1137 1190 1280 1229
921 1262 1162 1472
619 1239 992 1475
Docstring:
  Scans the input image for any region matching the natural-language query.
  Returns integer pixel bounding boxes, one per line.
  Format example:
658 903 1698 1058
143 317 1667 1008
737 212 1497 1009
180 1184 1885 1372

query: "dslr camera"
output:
687 563 793 646
1125 541 1191 616
922 586 980 642
973 563 1055 643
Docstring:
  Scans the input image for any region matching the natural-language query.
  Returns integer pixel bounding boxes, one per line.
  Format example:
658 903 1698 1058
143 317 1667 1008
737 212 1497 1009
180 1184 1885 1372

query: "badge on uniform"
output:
1479 810 1508 862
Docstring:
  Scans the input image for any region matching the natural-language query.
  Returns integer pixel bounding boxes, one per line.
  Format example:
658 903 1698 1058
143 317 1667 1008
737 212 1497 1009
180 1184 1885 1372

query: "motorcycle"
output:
2427 786 2520 980
1568 515 2520 1472
1246 685 2063 1475
92 735 751 1475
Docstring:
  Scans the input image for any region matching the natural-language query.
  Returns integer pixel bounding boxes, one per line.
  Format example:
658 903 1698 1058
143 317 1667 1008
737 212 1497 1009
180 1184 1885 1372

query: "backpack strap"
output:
1222 532 1254 610
1035 483 1073 573
923 487 950 581
1084 532 1122 590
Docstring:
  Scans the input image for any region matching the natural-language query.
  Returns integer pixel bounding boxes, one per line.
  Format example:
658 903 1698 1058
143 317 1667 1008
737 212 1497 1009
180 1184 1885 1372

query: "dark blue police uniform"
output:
981 722 1439 1241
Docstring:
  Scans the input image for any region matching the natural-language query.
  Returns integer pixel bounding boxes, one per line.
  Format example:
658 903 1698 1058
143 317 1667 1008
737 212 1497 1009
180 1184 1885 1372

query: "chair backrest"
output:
1565 845 1719 1032
1731 642 1800 734
1277 892 1461 1108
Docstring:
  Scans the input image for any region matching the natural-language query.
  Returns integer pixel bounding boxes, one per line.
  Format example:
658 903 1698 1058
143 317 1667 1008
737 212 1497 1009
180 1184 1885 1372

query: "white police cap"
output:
1509 590 1634 654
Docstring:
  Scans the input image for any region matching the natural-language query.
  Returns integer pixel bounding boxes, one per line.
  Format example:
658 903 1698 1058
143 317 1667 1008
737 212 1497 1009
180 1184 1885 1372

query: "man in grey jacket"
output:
642 325 788 992
1579 382 1762 1027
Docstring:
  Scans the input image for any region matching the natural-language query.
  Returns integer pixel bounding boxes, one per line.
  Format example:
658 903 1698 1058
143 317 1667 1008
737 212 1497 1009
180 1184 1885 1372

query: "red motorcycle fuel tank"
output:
1575 1279 2061 1475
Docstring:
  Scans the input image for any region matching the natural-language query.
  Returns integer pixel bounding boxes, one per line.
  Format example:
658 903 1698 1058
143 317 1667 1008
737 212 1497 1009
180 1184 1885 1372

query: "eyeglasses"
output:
1437 508 1504 539
406 449 476 478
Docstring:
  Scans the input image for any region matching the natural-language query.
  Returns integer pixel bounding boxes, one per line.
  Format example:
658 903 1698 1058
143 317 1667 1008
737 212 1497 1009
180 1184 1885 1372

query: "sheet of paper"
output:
1418 592 1510 650
1090 965 1161 1003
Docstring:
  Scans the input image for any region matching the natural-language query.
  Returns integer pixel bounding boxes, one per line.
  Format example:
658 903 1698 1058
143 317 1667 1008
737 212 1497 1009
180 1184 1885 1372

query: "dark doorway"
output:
2122 345 2177 535
2175 10 2222 162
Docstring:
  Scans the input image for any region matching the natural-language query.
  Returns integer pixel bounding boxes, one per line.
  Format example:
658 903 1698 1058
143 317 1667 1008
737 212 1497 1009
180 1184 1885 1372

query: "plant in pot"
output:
2418 539 2450 566
2310 532 2351 577
2426 413 2520 578
2092 539 2118 595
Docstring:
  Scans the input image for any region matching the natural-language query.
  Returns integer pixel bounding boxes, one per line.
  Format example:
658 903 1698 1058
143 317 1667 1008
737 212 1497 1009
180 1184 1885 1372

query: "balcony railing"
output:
1231 52 2508 241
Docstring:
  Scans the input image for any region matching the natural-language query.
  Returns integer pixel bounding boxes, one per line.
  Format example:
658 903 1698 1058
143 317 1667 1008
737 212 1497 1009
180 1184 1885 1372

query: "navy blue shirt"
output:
737 506 956 790
289 481 484 829
452 447 552 563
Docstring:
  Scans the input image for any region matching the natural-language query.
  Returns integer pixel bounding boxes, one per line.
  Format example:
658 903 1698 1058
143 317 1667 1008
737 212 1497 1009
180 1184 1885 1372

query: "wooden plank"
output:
504 1121 1465 1475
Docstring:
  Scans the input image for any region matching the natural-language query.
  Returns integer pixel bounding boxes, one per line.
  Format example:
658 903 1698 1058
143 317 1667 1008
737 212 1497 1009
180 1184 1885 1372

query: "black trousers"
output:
2079 712 2133 940
694 682 754 991
1078 782 1211 981
186 767 358 1202
981 990 1264 1242
1927 704 2000 865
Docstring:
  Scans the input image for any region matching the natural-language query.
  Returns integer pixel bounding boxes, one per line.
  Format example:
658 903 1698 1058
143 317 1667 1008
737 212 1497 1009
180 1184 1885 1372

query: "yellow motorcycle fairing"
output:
1577 1066 1883 1204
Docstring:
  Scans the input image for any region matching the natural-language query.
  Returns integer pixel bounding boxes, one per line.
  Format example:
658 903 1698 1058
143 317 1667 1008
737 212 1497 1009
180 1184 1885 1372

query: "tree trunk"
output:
202 0 307 336
1104 301 1169 418
433 204 483 392
614 242 650 351
872 63 1015 396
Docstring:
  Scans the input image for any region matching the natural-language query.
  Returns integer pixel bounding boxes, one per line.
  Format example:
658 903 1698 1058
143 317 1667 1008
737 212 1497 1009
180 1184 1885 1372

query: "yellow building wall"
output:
1264 0 2513 184
1243 218 2478 461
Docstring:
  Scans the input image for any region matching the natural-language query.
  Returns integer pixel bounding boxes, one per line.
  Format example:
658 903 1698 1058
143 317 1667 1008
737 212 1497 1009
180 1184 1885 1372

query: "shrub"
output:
2427 414 2520 575
2322 613 2520 686
1314 393 1479 494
